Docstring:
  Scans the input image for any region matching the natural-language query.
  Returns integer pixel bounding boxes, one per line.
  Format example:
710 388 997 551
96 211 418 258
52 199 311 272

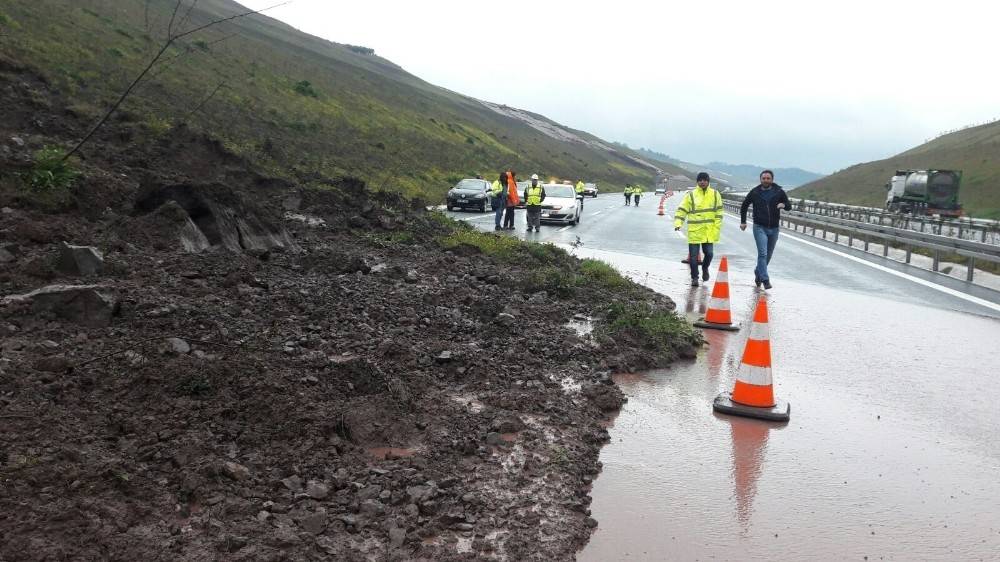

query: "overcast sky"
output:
239 0 999 174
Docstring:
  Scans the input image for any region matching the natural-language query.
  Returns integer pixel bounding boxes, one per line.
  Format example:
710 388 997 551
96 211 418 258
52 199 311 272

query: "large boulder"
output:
3 284 118 327
56 242 105 276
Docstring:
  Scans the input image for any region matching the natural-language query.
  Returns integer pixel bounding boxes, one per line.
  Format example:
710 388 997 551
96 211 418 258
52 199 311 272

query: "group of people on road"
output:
673 170 790 289
623 184 643 206
489 171 587 232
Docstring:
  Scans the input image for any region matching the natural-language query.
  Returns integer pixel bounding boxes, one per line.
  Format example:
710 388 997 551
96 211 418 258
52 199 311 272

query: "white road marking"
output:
781 231 1000 313
457 214 493 222
558 225 572 232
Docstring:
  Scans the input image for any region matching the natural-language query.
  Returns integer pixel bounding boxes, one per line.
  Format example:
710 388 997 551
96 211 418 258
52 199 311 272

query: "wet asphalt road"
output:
447 194 1000 560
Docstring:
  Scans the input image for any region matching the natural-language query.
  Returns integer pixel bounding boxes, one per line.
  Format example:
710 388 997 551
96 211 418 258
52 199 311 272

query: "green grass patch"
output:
438 228 525 261
579 258 632 292
293 80 319 98
603 300 701 352
23 146 79 191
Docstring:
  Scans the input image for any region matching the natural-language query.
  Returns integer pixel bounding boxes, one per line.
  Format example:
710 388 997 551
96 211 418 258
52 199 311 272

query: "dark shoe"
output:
691 278 699 287
754 276 762 288
763 280 772 290
495 226 501 231
702 270 710 282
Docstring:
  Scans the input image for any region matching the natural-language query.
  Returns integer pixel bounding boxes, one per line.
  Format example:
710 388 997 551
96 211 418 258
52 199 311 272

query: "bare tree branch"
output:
166 0 183 40
183 80 226 121
176 0 202 33
145 32 239 84
63 1 292 161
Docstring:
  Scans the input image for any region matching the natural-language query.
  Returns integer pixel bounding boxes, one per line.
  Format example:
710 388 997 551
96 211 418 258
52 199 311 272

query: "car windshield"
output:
454 179 484 191
544 184 575 198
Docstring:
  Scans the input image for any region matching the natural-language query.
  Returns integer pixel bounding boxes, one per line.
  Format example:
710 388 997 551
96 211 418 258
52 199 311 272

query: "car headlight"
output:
474 194 485 199
551 205 563 210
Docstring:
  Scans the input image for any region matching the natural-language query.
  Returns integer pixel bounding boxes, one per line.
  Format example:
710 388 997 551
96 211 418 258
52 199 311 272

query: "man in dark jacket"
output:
739 170 791 289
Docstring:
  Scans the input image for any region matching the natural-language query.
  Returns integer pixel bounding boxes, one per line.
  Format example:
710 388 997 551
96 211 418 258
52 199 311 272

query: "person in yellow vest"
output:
624 184 633 206
523 174 547 232
575 180 585 211
674 172 723 286
633 184 642 207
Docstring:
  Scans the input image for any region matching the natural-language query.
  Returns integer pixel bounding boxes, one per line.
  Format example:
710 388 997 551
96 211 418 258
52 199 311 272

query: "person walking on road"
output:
575 179 586 210
674 172 723 286
740 169 790 289
624 185 633 206
524 174 546 232
503 170 520 230
491 172 507 231
633 185 642 207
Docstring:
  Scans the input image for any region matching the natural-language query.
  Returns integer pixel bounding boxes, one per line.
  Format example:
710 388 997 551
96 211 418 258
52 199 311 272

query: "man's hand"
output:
740 223 747 231
777 203 785 210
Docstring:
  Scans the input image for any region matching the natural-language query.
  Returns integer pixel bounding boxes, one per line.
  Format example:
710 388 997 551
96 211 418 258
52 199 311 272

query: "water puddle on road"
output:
575 249 1000 561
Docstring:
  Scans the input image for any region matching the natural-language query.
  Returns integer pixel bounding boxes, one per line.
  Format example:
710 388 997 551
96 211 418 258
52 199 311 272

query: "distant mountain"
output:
791 120 1000 218
702 162 824 189
630 148 820 189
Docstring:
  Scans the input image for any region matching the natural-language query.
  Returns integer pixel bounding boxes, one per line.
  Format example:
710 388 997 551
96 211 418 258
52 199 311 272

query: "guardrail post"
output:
967 258 975 282
848 233 853 248
905 247 912 264
863 236 870 252
932 250 940 272
958 223 963 239
834 232 839 244
883 241 889 257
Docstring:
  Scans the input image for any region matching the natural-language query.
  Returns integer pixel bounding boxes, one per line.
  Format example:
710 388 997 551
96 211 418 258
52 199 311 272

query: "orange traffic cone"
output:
694 257 739 331
657 203 665 216
713 296 790 421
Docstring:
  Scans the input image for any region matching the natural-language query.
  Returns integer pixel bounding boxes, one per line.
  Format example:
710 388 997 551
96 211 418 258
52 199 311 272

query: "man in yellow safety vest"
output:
674 172 723 286
523 174 546 232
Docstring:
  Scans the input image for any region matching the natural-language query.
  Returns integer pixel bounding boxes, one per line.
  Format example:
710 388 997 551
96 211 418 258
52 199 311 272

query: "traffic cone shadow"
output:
694 256 739 331
726 416 776 533
713 295 790 421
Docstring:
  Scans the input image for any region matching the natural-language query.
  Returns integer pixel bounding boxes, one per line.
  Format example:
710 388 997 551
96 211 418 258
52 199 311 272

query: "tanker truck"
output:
884 169 963 217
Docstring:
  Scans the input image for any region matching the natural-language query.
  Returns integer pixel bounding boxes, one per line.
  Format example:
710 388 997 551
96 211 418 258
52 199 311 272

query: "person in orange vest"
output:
503 170 520 230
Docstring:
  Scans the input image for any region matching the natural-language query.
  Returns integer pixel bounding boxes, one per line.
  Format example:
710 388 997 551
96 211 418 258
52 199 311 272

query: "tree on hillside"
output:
64 0 291 161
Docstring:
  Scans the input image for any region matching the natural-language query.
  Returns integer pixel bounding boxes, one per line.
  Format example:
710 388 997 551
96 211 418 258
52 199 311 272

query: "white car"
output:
539 183 582 225
583 183 598 197
655 187 666 195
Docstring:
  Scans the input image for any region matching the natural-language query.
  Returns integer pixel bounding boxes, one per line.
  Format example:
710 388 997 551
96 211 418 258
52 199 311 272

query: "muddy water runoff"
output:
574 247 1000 561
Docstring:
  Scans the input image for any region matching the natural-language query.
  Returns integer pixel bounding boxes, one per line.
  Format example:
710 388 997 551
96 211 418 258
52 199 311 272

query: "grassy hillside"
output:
791 120 1000 218
0 0 660 200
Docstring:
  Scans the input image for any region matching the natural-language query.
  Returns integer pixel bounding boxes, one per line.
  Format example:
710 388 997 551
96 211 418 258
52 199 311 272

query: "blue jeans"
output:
688 243 713 279
753 225 780 282
493 196 504 227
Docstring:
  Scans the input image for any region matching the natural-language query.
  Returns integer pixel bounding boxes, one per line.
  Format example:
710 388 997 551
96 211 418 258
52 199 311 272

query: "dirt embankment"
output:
0 64 698 561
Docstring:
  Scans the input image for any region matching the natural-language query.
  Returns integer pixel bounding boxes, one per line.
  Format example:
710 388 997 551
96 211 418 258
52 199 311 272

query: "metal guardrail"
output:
721 200 1000 284
721 193 1000 245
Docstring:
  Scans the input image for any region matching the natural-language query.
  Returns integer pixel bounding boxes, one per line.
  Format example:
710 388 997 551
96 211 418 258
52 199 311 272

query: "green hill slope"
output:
0 0 665 199
791 120 1000 218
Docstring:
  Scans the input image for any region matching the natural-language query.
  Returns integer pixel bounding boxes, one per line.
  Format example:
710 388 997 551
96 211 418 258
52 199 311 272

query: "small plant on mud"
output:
24 146 80 191
549 445 570 466
527 266 578 298
176 374 213 397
